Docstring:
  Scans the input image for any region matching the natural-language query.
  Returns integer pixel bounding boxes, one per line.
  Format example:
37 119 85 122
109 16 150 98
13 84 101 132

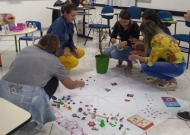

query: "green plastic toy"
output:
100 119 105 127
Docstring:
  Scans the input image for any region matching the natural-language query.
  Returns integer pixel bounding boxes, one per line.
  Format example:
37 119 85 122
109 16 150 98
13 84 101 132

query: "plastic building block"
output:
100 120 105 127
78 108 83 112
109 122 116 127
88 121 96 127
67 106 72 110
92 127 98 131
52 96 57 100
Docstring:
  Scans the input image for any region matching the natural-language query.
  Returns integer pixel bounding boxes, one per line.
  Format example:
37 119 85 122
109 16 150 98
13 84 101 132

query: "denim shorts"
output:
0 79 56 129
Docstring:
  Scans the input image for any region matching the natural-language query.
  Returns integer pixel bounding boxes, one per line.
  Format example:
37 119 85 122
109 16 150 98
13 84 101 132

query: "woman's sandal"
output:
125 64 133 70
116 63 122 67
125 62 133 70
116 60 123 67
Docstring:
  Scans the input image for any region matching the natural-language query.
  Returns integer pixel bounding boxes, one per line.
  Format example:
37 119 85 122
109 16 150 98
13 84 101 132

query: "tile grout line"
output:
49 123 53 135
1 45 15 55
184 74 190 81
186 121 190 128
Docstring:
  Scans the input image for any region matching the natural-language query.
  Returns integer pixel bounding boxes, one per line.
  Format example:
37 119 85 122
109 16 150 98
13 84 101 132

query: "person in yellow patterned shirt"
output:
129 20 186 91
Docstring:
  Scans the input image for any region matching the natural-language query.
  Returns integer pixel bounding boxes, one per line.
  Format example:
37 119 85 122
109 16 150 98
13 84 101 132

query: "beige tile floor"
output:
0 30 190 135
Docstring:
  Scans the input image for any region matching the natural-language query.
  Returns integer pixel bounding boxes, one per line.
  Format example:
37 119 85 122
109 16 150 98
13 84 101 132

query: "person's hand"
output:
130 51 144 56
129 36 139 44
78 80 85 87
63 52 72 57
128 55 139 61
118 41 127 49
132 41 144 49
74 49 80 58
111 38 117 44
184 10 190 22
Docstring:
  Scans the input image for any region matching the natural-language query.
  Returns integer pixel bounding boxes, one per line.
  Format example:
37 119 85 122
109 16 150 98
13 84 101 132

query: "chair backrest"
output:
101 6 114 20
26 21 43 37
157 11 172 19
127 6 141 19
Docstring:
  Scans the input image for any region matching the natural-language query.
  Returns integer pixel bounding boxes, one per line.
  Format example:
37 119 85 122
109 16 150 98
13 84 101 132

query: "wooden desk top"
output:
0 28 37 36
0 98 31 135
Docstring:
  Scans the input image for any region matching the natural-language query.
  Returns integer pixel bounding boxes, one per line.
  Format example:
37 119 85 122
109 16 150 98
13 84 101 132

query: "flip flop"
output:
116 63 122 67
116 60 123 67
125 64 133 70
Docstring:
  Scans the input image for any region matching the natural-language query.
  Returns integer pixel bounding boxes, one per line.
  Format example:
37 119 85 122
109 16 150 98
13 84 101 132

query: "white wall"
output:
0 0 55 28
137 0 189 12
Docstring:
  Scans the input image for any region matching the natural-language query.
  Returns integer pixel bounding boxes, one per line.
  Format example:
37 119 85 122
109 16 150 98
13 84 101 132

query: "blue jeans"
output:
141 62 186 81
103 45 133 62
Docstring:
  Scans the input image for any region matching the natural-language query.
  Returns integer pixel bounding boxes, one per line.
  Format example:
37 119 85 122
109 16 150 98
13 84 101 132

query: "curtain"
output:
106 0 136 7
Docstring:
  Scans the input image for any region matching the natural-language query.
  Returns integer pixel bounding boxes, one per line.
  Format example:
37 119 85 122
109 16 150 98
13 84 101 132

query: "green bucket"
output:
95 54 110 74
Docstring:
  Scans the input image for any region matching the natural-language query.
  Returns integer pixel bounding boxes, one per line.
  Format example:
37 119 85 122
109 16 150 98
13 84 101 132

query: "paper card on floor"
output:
127 114 144 124
136 119 154 130
162 97 177 102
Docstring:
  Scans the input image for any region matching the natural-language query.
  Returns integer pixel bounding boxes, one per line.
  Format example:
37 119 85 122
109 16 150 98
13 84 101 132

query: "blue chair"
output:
18 21 43 51
127 6 141 19
84 6 114 46
157 11 173 27
172 21 190 69
157 11 172 20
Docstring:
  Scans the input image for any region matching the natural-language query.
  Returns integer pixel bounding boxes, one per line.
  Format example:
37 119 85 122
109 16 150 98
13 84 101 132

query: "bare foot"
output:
168 78 177 83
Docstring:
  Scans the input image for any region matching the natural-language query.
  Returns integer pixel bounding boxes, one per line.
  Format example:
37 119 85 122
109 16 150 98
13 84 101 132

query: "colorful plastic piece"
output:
100 120 105 127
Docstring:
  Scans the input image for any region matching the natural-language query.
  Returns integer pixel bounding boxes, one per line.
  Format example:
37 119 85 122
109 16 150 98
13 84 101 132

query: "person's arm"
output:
67 23 76 51
111 22 119 39
52 58 85 89
130 23 140 40
144 35 168 66
49 19 65 55
128 23 140 46
60 78 85 89
129 35 168 65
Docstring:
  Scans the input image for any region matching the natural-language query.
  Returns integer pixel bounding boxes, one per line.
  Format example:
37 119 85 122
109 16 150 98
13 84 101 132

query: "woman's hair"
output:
119 9 131 20
141 9 171 35
140 20 177 55
61 3 77 14
36 34 60 57
119 9 132 28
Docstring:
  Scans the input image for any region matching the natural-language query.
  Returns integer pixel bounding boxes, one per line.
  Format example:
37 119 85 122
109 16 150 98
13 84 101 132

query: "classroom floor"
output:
1 30 190 135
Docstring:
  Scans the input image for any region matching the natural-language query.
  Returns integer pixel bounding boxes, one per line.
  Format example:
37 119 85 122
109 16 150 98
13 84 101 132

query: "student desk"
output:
131 19 178 34
46 6 95 39
0 28 37 67
100 13 119 21
0 98 31 135
0 28 37 52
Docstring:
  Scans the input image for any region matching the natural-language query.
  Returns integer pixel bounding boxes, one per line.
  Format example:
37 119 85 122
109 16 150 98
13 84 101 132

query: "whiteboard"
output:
137 0 189 12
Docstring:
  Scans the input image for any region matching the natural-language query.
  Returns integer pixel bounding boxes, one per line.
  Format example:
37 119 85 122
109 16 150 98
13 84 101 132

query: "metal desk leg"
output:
174 23 177 34
14 36 18 52
74 20 79 35
77 10 93 40
0 54 2 67
32 32 34 45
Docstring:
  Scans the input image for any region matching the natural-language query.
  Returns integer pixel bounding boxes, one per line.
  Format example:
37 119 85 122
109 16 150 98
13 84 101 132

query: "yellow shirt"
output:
145 34 185 66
